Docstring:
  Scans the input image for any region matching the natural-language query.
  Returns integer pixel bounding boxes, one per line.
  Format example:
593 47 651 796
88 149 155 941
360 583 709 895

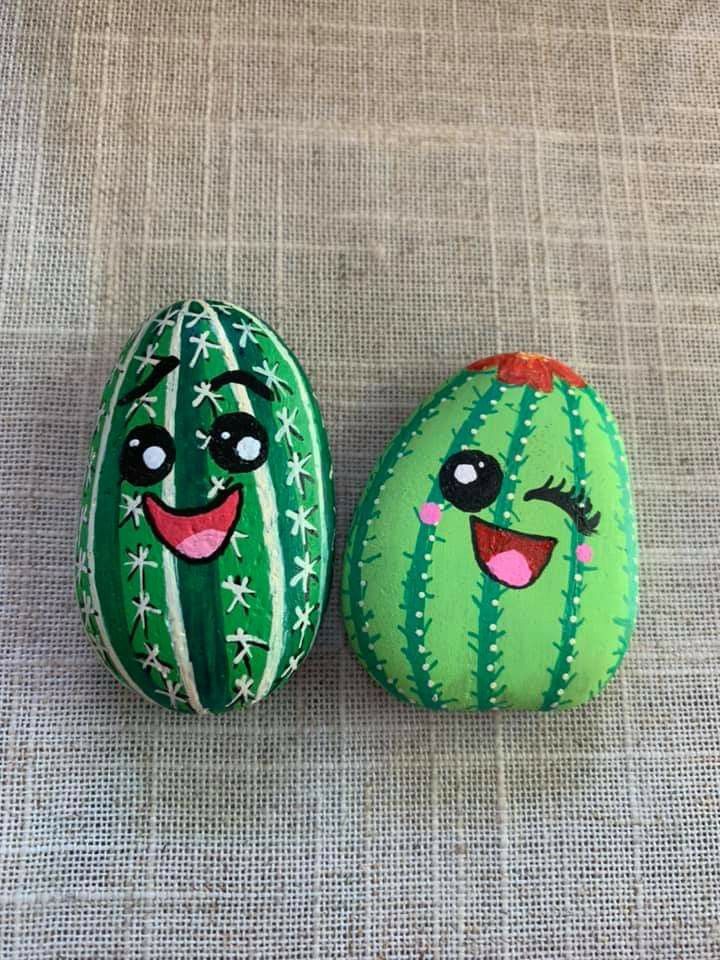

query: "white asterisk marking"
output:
230 530 248 558
228 674 255 707
75 549 91 577
188 330 223 368
225 627 270 668
131 591 161 636
195 428 211 450
252 359 289 395
83 455 95 491
154 307 178 334
221 575 256 613
79 590 96 631
120 494 144 529
281 653 302 679
125 392 158 421
232 317 266 349
274 406 302 447
208 475 227 499
156 678 187 709
139 642 169 678
286 451 312 494
192 381 223 412
292 602 316 646
159 299 218 332
124 544 158 592
134 343 160 374
180 300 220 329
289 552 318 595
285 504 317 546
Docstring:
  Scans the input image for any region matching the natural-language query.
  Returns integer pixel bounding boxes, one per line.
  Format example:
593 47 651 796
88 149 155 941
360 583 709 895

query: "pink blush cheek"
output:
576 543 593 564
419 502 442 526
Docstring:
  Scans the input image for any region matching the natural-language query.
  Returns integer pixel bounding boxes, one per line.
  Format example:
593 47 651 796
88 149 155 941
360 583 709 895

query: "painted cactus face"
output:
76 299 334 714
342 353 638 711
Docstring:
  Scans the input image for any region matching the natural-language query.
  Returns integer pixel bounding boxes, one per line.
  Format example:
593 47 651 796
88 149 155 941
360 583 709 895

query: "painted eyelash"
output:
523 476 601 535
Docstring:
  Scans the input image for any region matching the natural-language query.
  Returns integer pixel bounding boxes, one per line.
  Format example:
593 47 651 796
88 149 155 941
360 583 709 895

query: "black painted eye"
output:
120 424 175 487
209 412 268 473
439 450 503 512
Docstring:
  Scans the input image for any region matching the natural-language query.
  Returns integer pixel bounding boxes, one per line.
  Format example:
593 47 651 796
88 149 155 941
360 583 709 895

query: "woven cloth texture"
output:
1 1 719 957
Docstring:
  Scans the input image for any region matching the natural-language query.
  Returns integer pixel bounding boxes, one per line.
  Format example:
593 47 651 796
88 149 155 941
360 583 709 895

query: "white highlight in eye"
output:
129 438 140 448
454 463 478 485
142 445 166 470
220 430 231 440
236 435 261 461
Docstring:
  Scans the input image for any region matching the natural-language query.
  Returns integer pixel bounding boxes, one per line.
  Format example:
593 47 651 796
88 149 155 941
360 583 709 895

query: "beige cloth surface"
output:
1 1 719 957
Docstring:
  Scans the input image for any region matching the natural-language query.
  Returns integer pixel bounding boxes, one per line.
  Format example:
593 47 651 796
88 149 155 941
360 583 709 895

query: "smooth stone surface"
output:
76 299 334 714
342 352 637 712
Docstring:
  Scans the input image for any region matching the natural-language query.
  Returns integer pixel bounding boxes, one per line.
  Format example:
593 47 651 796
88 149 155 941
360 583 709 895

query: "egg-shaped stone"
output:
76 299 334 714
342 352 637 711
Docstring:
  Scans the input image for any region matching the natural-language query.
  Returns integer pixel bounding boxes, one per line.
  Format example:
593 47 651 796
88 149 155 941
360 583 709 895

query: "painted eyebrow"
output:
209 370 273 401
119 356 179 405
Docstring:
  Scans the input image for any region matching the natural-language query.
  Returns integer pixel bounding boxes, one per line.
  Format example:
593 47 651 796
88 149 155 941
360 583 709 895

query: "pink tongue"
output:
487 549 532 588
176 529 226 560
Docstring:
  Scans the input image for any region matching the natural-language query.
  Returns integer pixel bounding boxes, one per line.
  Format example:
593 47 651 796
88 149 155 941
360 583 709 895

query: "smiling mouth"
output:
470 517 557 589
143 485 242 563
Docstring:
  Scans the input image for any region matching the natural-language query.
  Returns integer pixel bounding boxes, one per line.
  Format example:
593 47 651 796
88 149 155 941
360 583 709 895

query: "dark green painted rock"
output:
76 299 334 714
342 352 637 711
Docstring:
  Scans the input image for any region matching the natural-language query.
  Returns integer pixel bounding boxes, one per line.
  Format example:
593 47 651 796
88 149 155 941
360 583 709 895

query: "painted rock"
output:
342 352 637 711
76 299 334 714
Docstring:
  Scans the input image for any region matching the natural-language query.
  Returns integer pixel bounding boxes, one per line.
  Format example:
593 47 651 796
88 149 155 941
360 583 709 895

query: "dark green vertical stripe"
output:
174 323 229 713
471 385 543 709
540 382 591 710
586 391 638 684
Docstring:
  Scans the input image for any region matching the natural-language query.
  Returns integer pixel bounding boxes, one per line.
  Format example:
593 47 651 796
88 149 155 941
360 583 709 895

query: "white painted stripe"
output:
208 307 286 701
221 301 331 581
161 315 205 714
86 319 157 706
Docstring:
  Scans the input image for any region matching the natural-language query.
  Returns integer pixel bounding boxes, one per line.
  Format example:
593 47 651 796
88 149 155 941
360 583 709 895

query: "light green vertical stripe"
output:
471 385 547 710
397 378 505 708
343 371 472 703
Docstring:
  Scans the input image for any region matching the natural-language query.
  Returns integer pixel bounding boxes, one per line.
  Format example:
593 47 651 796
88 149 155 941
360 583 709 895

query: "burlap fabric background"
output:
1 2 719 957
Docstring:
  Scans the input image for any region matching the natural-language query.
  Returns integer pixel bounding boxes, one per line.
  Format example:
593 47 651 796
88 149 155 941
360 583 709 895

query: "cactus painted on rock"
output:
76 299 334 714
342 352 638 711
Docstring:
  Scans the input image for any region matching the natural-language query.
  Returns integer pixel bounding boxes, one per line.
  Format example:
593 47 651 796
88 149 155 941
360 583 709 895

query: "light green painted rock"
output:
342 352 637 711
76 299 334 714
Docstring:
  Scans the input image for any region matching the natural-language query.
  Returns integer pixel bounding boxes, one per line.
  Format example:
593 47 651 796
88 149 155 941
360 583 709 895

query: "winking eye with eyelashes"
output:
523 475 601 535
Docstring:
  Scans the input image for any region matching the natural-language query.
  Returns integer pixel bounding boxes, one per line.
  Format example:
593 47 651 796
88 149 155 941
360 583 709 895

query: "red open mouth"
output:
143 485 242 563
470 517 556 589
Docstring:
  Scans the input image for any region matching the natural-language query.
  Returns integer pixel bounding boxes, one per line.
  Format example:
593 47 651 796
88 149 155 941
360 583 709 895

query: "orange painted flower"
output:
468 352 586 393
